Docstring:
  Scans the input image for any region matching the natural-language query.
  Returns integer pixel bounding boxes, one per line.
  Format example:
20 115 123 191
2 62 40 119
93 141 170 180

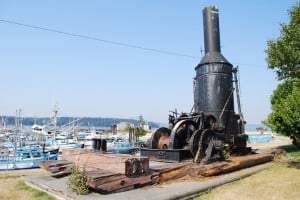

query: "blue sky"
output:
0 1 298 124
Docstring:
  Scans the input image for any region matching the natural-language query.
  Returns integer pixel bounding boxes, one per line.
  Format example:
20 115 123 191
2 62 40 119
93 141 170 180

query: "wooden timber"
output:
61 149 149 176
40 160 74 177
189 153 274 177
40 149 274 194
85 169 159 193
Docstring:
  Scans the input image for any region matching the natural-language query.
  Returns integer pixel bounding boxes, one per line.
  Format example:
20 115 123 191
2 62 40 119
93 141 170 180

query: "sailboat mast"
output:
52 105 58 141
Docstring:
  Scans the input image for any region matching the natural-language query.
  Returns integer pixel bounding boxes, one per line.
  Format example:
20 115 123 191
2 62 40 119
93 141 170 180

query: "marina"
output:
0 107 144 171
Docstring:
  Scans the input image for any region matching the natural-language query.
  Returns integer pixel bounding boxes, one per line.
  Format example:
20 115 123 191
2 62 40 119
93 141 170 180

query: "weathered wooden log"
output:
189 153 274 177
152 165 189 183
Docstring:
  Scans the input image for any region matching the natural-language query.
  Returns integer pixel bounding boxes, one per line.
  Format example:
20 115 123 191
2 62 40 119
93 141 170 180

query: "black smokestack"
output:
194 6 239 139
198 5 230 65
203 6 221 53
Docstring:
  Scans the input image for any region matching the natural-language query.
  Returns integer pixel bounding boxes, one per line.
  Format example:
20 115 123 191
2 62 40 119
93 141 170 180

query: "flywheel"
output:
193 129 216 163
189 129 202 157
169 119 197 149
150 127 171 149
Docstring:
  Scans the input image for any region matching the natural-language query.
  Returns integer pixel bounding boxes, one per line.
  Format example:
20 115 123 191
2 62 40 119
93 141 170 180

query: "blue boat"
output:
112 142 137 154
0 146 59 170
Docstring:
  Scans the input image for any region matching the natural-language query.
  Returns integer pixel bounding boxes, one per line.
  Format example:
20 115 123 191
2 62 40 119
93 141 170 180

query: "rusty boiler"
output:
141 6 248 164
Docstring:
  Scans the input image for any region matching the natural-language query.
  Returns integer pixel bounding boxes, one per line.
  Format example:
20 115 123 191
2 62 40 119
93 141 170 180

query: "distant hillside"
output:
2 116 271 132
1 116 161 129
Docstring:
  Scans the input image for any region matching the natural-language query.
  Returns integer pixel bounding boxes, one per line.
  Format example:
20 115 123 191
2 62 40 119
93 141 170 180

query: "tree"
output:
264 3 300 146
138 115 145 127
264 81 300 146
137 115 146 136
266 3 300 81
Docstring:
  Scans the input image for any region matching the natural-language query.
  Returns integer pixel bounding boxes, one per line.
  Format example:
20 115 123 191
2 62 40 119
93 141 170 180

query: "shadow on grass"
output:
277 144 300 169
288 161 300 169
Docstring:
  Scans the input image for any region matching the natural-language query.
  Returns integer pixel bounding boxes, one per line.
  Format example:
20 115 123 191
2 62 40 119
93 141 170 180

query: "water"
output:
248 133 273 143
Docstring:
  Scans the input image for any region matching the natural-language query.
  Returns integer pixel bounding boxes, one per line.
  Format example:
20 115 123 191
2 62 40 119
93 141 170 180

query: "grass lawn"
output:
0 169 56 200
193 145 300 200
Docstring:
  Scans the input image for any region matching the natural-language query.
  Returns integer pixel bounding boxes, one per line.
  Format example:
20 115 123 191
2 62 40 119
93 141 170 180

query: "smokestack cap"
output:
196 5 231 68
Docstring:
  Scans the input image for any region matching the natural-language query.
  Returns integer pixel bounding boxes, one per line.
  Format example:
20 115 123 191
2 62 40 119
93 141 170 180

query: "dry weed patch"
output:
0 169 55 200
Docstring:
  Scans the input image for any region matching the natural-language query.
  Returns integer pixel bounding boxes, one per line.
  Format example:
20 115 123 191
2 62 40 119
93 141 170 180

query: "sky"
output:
0 0 298 124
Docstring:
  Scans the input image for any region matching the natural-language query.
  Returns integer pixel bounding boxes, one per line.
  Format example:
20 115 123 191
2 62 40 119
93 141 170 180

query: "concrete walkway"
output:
23 162 272 200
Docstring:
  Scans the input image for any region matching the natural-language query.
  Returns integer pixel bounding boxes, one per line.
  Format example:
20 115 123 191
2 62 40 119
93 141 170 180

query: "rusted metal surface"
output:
140 148 192 162
150 127 171 149
125 157 149 176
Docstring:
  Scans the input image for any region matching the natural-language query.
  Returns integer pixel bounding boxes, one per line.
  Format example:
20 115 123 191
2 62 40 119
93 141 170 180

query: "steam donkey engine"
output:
141 6 248 164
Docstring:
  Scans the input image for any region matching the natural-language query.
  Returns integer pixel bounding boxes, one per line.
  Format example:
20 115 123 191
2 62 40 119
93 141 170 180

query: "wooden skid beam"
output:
40 149 274 194
40 160 73 171
85 169 158 193
40 160 74 177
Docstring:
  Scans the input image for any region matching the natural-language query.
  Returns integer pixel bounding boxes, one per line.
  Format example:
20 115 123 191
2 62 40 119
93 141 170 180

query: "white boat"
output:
45 135 78 152
76 129 105 148
32 124 52 135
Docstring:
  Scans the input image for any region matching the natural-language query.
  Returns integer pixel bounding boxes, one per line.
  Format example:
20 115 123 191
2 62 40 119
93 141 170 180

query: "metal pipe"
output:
203 6 221 53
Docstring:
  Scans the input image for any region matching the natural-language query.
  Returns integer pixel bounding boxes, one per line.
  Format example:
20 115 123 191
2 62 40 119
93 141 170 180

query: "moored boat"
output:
0 146 59 170
111 141 137 154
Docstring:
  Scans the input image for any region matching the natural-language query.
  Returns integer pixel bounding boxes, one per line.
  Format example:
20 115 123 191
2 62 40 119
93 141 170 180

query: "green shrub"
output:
68 166 89 195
